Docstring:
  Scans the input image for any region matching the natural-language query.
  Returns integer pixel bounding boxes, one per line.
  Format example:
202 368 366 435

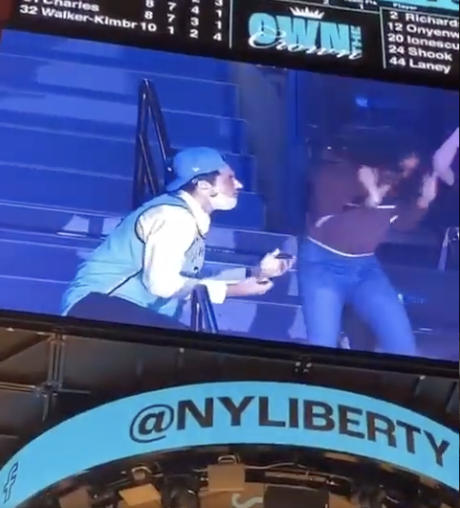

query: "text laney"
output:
134 396 451 467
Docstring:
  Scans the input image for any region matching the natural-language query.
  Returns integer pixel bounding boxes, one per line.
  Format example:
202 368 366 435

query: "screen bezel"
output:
0 308 457 378
0 22 457 376
3 9 458 91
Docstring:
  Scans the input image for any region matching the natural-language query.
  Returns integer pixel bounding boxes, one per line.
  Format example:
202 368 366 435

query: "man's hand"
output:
255 249 295 279
418 175 438 209
226 277 274 298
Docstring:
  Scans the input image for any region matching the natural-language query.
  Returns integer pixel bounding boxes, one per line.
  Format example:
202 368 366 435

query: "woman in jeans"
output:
297 143 438 356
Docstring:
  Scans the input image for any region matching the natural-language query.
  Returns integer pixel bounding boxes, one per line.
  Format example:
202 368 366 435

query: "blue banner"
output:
0 382 458 507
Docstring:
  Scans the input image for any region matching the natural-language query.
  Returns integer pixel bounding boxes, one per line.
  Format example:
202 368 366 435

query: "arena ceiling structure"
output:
0 319 458 508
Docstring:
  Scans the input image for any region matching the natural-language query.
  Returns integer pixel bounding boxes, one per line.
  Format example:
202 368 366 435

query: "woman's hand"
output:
359 166 391 207
418 175 438 209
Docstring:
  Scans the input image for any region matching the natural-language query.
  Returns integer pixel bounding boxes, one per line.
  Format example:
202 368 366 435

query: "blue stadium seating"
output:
0 30 281 339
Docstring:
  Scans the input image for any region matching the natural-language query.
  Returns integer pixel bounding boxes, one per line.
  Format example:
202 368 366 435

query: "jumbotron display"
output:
1 0 458 88
0 28 458 362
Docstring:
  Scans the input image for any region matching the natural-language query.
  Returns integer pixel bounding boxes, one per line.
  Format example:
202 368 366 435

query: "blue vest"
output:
62 194 206 318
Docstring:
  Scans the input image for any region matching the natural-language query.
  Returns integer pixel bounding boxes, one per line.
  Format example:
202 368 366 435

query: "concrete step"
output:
79 215 438 258
0 53 239 118
200 251 459 329
0 122 133 178
0 167 263 229
0 162 133 216
0 92 249 154
0 272 457 360
0 199 446 265
0 229 457 329
0 123 255 190
0 201 113 238
0 229 263 289
0 269 306 341
0 201 276 252
212 193 264 230
1 30 231 81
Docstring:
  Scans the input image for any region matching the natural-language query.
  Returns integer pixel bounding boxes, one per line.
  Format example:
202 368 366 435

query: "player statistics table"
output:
2 0 458 88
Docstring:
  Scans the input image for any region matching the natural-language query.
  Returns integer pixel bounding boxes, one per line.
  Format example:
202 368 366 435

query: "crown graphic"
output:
289 6 326 19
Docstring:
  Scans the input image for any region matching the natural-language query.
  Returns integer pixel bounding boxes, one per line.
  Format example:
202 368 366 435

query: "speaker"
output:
264 486 329 508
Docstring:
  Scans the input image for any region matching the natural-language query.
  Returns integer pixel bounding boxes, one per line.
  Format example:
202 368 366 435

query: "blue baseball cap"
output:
166 147 227 192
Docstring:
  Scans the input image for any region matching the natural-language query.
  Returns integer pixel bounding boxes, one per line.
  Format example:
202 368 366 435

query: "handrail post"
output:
133 80 219 335
191 285 219 334
191 290 199 331
132 89 146 208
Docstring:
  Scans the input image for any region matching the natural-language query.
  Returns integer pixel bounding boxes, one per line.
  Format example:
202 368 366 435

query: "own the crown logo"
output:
289 6 326 19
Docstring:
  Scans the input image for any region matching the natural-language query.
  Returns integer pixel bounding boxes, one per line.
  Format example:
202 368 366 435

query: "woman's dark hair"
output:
344 129 400 170
344 128 431 174
393 136 431 200
395 136 423 162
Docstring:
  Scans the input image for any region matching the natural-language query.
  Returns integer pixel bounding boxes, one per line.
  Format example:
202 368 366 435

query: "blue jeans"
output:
297 239 417 356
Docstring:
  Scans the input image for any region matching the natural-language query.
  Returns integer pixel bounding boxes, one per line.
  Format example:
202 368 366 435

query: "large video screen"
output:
0 30 458 362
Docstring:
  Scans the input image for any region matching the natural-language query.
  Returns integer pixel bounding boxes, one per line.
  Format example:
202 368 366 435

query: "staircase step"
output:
0 54 239 117
0 196 444 266
0 229 98 282
0 202 271 264
220 153 256 192
182 298 306 341
0 229 249 284
0 162 132 216
0 123 134 178
0 273 457 359
0 275 65 315
0 200 285 250
187 253 460 328
0 160 262 229
0 92 248 153
0 230 304 339
0 229 267 291
0 201 109 236
207 228 295 257
1 30 230 81
0 123 255 190
213 192 264 230
0 271 306 340
0 230 457 329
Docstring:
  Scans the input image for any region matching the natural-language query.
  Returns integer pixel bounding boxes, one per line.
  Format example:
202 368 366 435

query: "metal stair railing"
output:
190 284 219 334
133 78 172 207
133 79 219 334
